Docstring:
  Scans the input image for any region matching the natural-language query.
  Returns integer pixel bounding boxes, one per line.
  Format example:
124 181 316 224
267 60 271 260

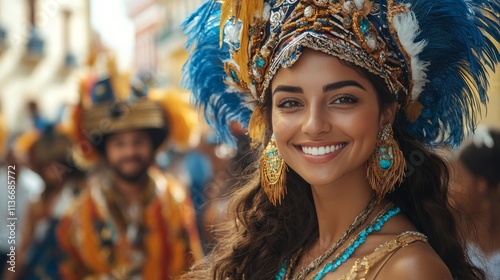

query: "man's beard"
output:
110 156 152 183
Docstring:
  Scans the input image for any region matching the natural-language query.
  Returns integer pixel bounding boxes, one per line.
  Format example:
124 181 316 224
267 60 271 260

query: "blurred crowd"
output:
0 47 259 278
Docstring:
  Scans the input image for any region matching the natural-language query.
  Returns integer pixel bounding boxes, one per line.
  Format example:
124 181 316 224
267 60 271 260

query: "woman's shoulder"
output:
375 232 452 280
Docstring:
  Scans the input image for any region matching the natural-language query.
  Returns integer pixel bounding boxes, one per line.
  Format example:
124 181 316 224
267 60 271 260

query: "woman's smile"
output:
294 142 347 163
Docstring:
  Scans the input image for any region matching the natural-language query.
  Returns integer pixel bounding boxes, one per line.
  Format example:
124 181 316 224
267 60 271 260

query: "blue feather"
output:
32 105 67 135
182 0 252 145
401 0 500 146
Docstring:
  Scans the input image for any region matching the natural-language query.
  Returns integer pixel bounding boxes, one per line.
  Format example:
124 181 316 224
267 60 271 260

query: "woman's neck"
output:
310 166 374 248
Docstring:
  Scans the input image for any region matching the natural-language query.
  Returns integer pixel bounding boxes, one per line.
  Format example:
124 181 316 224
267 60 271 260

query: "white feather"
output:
353 0 365 10
249 83 258 101
366 34 376 51
393 10 429 100
243 95 257 111
343 1 354 13
224 22 241 45
262 3 271 21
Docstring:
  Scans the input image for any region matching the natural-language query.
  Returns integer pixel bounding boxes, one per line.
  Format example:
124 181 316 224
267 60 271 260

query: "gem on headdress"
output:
260 46 271 58
360 17 371 34
230 69 240 83
304 6 314 18
255 56 266 68
343 17 353 28
379 51 386 62
313 22 323 31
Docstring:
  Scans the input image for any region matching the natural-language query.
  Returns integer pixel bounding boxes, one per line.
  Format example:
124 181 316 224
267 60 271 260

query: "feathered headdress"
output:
183 0 500 147
14 102 74 168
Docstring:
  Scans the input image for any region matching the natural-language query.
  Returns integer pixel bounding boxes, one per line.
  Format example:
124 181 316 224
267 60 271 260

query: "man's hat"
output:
83 78 169 153
76 53 168 154
74 54 199 161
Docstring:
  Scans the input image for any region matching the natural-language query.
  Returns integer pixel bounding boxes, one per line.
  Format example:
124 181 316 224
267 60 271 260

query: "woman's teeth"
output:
301 143 345 156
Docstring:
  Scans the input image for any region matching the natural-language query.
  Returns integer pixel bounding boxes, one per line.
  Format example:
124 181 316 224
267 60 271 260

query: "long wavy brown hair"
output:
182 63 485 280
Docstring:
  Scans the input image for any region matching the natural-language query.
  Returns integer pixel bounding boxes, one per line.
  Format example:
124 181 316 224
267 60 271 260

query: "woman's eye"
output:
277 99 303 108
333 95 358 104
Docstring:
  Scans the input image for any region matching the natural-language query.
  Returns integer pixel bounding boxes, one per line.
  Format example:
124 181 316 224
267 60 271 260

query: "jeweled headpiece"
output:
183 0 499 146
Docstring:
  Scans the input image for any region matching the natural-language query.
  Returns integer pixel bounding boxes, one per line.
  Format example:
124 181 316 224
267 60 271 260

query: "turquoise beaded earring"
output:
367 124 406 201
260 135 288 206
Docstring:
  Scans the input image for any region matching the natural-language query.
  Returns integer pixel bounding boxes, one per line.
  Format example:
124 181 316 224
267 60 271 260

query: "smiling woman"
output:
271 51 386 189
181 0 500 279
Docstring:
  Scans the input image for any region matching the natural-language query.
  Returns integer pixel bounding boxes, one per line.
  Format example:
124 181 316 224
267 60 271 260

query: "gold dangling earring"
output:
366 124 406 201
260 135 288 206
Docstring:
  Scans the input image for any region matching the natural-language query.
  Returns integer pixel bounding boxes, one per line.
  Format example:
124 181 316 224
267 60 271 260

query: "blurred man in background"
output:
57 65 202 279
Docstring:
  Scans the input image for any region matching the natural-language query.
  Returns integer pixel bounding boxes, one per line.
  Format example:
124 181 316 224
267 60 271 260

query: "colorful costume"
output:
57 57 203 279
57 168 202 279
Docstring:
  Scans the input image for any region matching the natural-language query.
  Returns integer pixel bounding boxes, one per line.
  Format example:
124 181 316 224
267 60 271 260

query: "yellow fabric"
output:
148 88 200 150
57 168 203 279
339 231 428 280
220 0 265 85
248 107 267 145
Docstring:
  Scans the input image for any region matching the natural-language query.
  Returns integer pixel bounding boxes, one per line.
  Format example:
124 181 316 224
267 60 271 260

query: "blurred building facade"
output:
126 0 162 76
127 0 203 87
0 0 91 135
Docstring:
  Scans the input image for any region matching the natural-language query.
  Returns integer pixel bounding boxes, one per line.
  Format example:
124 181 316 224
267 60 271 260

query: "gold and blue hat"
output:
76 55 199 158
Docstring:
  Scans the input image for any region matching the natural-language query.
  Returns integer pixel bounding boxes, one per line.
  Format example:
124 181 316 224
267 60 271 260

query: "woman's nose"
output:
302 105 331 136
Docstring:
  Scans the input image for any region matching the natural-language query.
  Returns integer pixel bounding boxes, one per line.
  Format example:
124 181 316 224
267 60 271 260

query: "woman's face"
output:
271 49 393 188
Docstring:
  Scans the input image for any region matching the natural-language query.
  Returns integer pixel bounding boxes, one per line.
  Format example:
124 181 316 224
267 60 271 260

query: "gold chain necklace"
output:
287 196 378 280
308 203 396 280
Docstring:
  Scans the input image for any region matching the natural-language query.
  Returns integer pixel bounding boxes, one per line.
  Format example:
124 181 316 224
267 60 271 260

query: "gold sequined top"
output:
339 231 428 280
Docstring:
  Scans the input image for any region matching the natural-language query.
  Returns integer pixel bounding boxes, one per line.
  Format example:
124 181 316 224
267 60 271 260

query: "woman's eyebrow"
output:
272 85 303 95
273 80 366 95
323 80 366 92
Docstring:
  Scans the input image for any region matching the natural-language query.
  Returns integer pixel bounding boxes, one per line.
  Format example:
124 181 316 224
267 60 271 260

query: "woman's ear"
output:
380 102 398 127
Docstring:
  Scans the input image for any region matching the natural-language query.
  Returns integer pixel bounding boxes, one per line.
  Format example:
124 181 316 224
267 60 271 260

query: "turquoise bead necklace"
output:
313 207 400 279
275 204 400 280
